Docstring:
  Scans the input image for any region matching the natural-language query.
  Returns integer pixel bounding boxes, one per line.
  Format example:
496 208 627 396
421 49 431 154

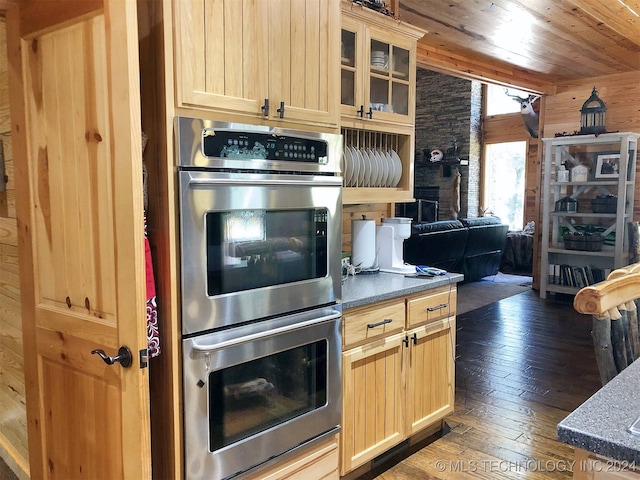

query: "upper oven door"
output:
179 170 342 335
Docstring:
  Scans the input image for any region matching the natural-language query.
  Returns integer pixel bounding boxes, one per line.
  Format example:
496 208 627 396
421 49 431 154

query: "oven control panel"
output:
203 129 329 164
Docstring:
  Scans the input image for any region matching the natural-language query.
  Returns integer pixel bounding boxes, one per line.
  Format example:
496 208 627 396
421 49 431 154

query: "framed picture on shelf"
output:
594 153 620 178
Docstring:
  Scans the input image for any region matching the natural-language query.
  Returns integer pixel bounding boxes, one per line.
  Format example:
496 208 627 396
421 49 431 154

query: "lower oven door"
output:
182 307 342 480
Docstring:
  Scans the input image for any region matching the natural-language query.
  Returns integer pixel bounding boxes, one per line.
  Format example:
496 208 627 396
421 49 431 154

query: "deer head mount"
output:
504 89 540 139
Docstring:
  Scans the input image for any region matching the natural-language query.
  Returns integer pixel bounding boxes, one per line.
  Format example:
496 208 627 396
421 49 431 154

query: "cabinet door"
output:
173 0 269 116
340 16 366 119
340 16 418 126
405 318 456 436
245 434 339 480
366 26 416 125
269 0 340 127
341 332 406 475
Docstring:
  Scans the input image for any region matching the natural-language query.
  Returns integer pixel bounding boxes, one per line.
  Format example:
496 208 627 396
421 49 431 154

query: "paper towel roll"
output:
352 219 376 269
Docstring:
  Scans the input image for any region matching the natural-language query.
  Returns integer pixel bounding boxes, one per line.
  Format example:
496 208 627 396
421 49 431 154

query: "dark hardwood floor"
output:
360 288 602 479
0 289 600 480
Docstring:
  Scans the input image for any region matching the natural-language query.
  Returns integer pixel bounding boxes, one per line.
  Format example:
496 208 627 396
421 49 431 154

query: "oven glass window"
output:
208 340 328 451
206 209 328 296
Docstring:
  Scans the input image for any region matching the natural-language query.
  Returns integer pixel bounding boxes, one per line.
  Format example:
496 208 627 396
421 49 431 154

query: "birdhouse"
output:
571 164 589 182
580 87 606 134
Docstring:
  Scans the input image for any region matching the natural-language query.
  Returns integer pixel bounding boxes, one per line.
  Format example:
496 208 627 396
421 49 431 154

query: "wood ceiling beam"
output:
416 42 556 95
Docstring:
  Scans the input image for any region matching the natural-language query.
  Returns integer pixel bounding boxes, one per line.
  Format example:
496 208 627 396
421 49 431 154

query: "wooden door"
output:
341 331 405 475
405 318 456 436
7 1 151 478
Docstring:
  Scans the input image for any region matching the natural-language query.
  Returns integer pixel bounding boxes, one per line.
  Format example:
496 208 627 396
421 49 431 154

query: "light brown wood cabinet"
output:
339 1 425 205
340 5 422 127
340 286 457 475
172 0 340 129
245 434 340 480
574 448 640 479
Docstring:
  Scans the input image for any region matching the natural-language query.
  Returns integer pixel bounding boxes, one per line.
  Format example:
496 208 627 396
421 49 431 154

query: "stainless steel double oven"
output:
176 117 343 479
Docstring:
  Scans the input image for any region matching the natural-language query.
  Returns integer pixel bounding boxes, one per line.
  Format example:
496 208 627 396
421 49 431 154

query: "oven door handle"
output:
187 176 342 187
190 310 341 352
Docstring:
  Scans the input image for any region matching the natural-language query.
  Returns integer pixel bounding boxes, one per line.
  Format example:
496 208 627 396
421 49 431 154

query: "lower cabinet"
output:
341 331 406 474
405 319 456 437
246 434 340 480
340 286 457 475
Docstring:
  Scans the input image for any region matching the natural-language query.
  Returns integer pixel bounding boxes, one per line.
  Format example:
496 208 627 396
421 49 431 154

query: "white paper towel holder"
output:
351 215 380 274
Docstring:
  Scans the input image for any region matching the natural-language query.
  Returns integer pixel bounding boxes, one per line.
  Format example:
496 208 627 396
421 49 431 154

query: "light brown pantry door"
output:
7 1 151 478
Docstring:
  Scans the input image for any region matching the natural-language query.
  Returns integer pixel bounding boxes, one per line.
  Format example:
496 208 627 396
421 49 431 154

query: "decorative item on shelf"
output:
429 149 443 163
555 196 578 213
591 195 617 213
560 224 616 246
594 153 620 178
570 164 589 182
352 0 394 17
557 165 569 182
563 232 603 252
580 87 607 135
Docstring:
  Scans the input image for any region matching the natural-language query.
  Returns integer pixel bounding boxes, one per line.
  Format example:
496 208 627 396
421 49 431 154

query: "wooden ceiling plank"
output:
399 0 640 85
565 0 640 46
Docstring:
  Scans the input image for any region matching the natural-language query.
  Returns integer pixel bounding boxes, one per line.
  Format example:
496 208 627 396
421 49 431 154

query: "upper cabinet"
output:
339 2 425 204
340 3 424 128
172 0 340 129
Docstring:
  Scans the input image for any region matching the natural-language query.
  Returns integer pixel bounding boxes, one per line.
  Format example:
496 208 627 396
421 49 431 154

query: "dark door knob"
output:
91 346 133 368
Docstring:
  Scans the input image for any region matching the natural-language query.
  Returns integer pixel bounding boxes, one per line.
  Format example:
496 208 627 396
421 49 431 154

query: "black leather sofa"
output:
403 216 509 282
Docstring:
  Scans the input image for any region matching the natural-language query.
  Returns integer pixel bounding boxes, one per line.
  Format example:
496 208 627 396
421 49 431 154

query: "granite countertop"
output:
557 358 640 464
340 270 464 310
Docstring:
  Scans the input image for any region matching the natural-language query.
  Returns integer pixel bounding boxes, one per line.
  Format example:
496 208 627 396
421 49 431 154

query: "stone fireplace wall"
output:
414 68 482 220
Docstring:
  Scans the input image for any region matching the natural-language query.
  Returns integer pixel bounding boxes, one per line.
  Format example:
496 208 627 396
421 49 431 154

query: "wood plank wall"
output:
0 16 29 477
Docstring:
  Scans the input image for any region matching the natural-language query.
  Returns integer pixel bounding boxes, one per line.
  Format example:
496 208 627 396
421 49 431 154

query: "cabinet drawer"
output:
406 286 456 328
343 299 405 349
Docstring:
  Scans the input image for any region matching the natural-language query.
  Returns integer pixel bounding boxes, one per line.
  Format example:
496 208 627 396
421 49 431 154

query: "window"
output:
486 84 530 116
483 142 526 231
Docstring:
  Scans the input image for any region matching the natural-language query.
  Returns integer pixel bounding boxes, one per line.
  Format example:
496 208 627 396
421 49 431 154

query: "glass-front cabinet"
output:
340 13 418 126
340 2 425 205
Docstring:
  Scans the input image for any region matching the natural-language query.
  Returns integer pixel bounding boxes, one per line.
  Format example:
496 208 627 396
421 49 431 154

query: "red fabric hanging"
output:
145 213 160 358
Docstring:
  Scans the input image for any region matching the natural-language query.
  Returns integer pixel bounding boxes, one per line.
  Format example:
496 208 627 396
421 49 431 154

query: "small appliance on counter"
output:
376 217 415 274
351 215 379 273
